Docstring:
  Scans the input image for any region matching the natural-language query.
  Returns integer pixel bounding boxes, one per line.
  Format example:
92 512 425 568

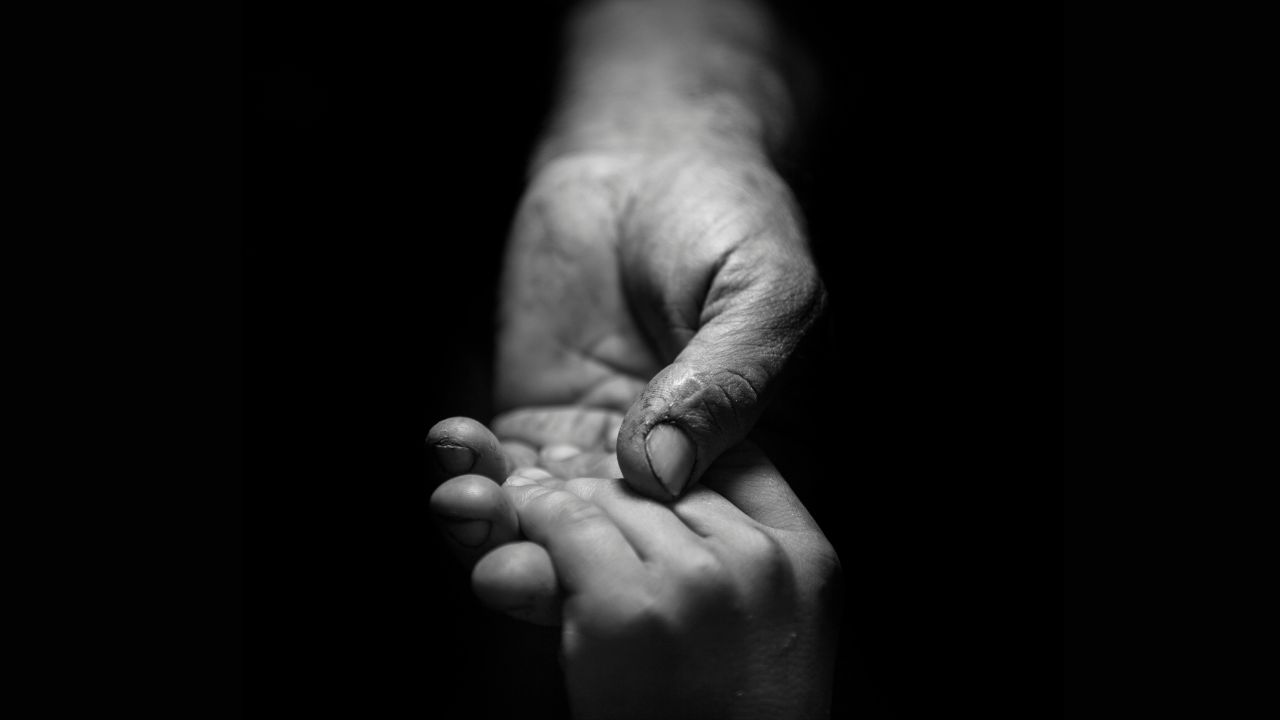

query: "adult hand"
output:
496 149 824 501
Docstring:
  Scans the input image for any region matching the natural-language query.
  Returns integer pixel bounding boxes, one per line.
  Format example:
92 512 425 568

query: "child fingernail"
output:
433 444 477 475
439 518 491 548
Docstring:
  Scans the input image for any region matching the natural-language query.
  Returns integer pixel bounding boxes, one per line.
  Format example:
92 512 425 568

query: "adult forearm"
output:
534 0 808 169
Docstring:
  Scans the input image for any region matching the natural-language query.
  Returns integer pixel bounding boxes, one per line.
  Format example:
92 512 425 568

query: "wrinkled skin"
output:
425 143 832 718
428 407 841 720
495 150 825 500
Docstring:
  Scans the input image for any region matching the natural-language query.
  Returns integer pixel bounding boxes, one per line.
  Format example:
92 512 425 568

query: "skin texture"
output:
427 408 841 720
492 0 823 502
495 149 824 501
431 3 830 715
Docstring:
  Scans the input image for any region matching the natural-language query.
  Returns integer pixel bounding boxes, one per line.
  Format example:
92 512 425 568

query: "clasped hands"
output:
428 149 835 719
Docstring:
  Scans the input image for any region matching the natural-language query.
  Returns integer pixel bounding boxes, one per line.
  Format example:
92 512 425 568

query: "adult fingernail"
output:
439 518 491 548
644 423 694 498
433 444 477 475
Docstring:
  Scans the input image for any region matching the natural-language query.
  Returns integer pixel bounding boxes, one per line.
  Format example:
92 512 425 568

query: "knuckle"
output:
515 484 555 504
515 485 561 517
708 367 765 411
563 476 594 498
572 590 665 639
563 475 619 502
781 260 826 327
751 251 823 322
808 536 842 585
660 549 735 619
806 539 843 607
542 491 607 530
670 548 730 589
737 526 789 575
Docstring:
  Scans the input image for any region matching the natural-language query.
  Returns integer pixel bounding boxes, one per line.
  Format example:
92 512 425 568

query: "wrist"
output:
531 101 771 174
531 0 795 174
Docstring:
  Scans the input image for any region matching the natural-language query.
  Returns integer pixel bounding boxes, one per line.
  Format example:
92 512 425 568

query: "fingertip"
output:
426 417 509 481
437 518 492 548
472 542 562 626
426 416 481 446
616 407 696 500
429 474 519 556
644 423 695 498
619 359 772 500
616 434 678 502
429 474 511 521
433 444 478 476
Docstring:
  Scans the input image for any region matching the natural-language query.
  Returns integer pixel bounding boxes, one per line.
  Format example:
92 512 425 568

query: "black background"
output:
246 1 1062 717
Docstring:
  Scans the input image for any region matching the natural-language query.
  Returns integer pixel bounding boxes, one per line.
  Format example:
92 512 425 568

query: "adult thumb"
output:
615 261 826 500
